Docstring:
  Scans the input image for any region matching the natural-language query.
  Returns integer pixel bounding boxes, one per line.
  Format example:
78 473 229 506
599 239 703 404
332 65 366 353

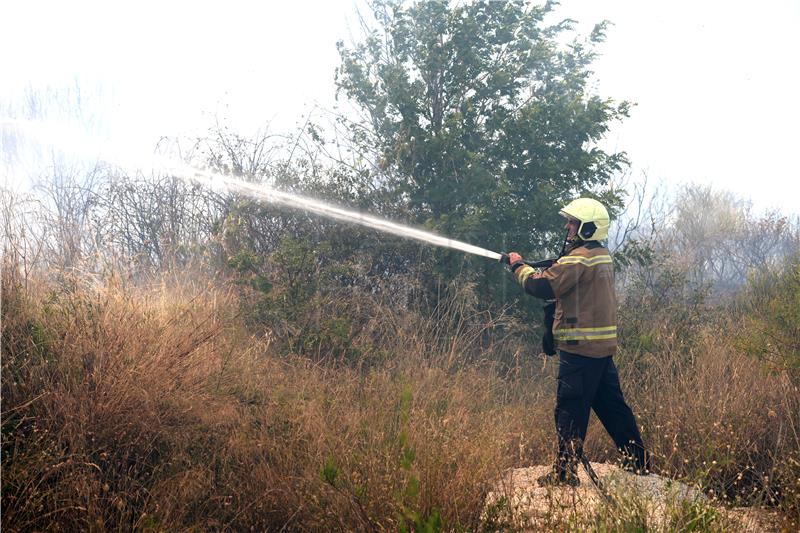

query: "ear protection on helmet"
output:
579 221 597 239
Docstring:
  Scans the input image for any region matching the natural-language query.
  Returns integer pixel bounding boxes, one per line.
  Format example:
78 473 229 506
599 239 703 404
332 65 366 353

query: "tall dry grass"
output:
615 333 799 508
2 268 240 530
3 261 799 530
1 262 553 531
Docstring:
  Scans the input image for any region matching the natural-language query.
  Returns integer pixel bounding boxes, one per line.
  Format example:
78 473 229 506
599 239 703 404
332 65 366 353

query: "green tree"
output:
336 0 629 307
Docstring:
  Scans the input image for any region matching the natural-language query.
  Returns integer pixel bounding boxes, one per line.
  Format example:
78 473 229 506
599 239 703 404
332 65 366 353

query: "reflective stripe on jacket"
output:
515 242 616 357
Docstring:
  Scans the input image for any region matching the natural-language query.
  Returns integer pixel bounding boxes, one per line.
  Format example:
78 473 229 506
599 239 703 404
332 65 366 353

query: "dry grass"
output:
622 328 800 523
2 262 799 531
1 266 550 531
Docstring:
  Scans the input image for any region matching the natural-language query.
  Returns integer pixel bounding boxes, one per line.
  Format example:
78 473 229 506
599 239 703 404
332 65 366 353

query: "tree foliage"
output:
334 0 630 312
336 0 629 255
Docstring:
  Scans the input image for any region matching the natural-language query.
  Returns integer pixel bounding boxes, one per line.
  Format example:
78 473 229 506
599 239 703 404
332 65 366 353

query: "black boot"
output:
537 460 580 487
620 444 650 475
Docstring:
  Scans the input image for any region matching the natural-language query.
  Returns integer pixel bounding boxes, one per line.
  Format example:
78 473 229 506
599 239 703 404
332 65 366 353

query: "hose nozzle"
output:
499 252 510 265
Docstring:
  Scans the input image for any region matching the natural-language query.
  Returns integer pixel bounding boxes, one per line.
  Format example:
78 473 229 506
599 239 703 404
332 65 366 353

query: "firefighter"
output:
507 198 649 487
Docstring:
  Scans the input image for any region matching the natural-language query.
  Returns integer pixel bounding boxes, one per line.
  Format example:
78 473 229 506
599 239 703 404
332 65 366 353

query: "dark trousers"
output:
554 350 648 471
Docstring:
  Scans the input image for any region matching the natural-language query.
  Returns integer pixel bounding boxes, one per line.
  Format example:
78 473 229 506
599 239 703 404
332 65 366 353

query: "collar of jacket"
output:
566 239 603 253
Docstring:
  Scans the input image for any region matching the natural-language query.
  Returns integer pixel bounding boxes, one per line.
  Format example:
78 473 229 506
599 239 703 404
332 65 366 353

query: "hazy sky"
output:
2 0 798 214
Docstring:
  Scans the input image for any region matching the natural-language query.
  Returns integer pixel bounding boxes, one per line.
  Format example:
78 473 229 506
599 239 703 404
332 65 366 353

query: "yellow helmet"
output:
559 198 610 241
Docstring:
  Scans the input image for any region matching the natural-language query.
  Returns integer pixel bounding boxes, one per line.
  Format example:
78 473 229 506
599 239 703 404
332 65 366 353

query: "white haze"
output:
1 0 798 215
1 117 502 261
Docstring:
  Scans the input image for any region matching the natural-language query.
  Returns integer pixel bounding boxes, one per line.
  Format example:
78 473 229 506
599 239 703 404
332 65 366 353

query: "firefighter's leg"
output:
541 352 603 486
591 358 649 473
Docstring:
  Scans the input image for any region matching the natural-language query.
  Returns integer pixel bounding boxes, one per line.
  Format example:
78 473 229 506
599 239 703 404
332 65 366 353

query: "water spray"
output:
161 169 554 268
183 167 503 261
2 118 509 262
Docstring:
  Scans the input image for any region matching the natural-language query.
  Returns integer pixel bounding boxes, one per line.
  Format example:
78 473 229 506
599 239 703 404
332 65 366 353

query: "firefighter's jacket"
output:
514 241 616 358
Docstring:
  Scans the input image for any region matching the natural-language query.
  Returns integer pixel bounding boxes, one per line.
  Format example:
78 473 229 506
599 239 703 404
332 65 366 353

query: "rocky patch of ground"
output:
482 463 779 532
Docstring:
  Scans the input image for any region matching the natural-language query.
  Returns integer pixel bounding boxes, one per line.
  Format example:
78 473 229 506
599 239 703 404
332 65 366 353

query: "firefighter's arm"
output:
509 254 556 300
538 259 581 298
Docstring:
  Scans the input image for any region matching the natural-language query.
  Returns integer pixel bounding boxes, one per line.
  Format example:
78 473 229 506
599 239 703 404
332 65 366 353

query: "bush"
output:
733 255 800 382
